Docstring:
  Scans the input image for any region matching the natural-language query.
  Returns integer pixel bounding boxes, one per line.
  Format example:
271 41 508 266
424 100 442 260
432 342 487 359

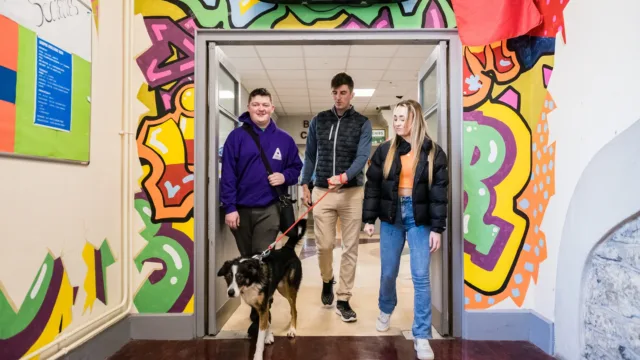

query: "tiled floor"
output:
220 238 443 338
108 338 555 360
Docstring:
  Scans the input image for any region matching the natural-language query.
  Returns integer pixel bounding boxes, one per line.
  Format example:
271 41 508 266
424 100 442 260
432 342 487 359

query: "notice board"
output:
0 1 92 164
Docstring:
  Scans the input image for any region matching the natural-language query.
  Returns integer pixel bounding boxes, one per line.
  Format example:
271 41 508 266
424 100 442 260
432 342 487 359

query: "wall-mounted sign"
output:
372 129 386 146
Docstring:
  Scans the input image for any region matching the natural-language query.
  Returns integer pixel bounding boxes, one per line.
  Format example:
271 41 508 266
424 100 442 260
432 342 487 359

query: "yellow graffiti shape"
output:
145 121 187 166
172 217 195 239
274 11 349 29
24 272 75 358
81 243 97 314
491 55 555 129
464 101 531 293
134 0 186 19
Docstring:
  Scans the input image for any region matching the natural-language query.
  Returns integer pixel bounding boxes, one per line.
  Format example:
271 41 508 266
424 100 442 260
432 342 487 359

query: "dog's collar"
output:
252 249 270 262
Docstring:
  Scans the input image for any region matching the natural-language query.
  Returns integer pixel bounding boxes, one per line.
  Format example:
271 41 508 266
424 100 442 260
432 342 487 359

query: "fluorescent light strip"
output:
354 88 375 97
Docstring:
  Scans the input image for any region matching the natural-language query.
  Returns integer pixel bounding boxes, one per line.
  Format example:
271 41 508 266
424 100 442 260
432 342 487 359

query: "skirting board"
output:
130 313 195 340
62 317 130 360
464 310 554 355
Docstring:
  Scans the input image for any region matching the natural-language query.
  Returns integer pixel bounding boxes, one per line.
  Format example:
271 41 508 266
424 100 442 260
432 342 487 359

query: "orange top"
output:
399 152 415 189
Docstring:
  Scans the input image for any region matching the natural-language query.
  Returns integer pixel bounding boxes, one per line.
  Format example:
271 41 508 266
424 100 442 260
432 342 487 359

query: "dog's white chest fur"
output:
241 283 263 306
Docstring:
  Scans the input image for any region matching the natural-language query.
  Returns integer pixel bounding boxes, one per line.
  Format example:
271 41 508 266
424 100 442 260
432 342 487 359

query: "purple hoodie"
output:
220 112 303 214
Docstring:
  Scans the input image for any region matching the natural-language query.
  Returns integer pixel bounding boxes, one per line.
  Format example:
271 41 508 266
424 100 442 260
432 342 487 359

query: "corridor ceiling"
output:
219 44 436 116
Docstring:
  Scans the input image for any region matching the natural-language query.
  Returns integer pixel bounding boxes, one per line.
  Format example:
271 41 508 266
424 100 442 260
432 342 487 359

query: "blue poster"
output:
34 38 73 132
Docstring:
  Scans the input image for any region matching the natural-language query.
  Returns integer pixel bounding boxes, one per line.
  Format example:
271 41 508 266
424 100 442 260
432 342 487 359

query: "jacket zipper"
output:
333 120 342 175
331 108 346 176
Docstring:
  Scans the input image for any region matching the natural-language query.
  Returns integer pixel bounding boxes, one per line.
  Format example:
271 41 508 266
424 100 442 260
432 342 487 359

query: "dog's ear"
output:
217 260 232 277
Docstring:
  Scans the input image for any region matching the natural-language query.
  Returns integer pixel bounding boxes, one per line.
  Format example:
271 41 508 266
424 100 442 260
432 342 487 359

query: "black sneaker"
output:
336 300 357 322
321 278 335 306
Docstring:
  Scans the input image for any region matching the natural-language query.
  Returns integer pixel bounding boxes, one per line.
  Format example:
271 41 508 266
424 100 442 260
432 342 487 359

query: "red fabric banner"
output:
451 0 543 46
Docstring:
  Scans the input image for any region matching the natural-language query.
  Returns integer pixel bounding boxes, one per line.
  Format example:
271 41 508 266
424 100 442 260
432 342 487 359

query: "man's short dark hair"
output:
331 73 354 92
248 88 272 104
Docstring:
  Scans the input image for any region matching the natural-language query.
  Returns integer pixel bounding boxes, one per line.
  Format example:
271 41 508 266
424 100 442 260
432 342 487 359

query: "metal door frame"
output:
418 41 450 336
194 29 464 338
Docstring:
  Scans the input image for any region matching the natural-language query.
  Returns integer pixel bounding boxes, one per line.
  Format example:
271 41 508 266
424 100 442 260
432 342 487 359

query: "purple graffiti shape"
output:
463 110 517 271
0 259 64 359
137 17 195 89
342 8 392 29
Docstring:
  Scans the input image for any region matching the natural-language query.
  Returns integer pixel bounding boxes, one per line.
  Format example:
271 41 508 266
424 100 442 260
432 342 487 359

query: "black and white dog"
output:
217 219 307 360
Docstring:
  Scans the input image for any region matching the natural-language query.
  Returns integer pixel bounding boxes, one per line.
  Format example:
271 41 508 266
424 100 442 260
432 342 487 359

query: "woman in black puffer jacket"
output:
362 99 448 360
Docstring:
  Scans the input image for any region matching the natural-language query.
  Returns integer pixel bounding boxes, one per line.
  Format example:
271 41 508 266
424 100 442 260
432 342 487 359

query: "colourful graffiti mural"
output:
462 0 568 307
133 0 569 312
132 0 455 313
0 253 79 359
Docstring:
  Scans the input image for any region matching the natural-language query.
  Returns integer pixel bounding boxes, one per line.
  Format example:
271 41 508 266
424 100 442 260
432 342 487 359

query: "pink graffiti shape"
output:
147 59 172 81
180 61 194 71
162 93 172 110
429 9 442 28
497 88 520 110
182 38 195 53
151 24 168 41
543 67 553 87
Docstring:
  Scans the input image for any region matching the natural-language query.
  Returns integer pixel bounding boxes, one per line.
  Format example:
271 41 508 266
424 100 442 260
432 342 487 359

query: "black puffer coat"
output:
362 137 449 233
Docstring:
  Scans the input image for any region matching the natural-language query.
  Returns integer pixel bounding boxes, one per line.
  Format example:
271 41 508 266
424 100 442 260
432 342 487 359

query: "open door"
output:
207 44 243 335
418 42 451 337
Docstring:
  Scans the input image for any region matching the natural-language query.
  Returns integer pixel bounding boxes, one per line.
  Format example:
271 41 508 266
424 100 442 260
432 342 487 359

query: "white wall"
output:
277 115 313 145
0 1 127 357
537 0 640 321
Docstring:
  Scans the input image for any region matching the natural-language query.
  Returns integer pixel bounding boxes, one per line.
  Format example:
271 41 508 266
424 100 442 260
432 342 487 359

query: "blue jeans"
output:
379 196 432 339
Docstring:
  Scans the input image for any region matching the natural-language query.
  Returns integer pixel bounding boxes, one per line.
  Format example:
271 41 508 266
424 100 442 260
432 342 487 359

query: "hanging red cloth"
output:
451 0 543 46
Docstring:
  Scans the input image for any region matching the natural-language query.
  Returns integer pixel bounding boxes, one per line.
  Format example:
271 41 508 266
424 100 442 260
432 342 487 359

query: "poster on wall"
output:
0 0 92 164
372 129 387 146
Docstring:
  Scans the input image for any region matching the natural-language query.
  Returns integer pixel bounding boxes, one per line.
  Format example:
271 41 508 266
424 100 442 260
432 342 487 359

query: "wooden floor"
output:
108 337 554 360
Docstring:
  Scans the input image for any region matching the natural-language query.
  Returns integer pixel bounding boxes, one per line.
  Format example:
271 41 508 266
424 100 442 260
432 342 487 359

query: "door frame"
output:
194 29 464 338
418 41 450 336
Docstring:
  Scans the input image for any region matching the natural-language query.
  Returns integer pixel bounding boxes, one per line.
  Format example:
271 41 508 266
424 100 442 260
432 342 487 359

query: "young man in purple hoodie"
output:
220 87 303 257
220 88 302 337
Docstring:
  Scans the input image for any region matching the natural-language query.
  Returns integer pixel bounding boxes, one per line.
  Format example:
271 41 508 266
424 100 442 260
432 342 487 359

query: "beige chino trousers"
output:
312 186 364 302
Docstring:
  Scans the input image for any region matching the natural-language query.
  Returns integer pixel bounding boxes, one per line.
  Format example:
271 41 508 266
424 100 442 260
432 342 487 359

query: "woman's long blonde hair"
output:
382 99 437 186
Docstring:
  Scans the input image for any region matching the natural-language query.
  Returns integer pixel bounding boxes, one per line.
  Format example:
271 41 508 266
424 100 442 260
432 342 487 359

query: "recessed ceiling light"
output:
219 90 234 99
354 89 375 97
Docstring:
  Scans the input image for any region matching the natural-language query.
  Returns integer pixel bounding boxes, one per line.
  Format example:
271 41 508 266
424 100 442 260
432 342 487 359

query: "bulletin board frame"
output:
0 0 93 165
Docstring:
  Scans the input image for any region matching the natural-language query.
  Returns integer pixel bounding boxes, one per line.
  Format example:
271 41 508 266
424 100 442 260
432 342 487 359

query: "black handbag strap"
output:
242 123 285 197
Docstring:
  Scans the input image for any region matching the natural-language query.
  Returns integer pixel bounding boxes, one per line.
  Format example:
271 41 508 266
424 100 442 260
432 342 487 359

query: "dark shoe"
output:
321 278 335 306
336 300 357 322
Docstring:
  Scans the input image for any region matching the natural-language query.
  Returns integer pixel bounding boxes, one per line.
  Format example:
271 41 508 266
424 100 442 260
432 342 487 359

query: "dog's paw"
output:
264 331 274 345
287 327 296 338
253 353 263 360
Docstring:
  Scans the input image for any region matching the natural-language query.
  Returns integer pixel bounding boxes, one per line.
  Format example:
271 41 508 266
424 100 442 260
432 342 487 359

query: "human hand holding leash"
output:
225 211 240 230
364 223 375 237
327 173 347 190
429 231 441 253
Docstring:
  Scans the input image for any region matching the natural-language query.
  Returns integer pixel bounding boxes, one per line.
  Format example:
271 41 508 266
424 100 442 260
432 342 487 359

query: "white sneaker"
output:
414 339 434 360
376 311 391 332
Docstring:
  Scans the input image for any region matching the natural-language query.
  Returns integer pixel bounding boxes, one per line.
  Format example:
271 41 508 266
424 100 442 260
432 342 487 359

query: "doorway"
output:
193 29 464 339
